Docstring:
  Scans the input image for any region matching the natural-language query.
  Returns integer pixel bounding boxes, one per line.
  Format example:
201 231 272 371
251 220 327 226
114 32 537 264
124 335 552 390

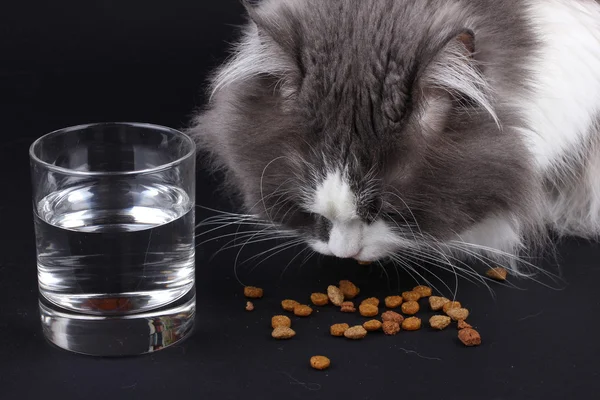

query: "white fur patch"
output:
522 0 600 171
311 170 357 221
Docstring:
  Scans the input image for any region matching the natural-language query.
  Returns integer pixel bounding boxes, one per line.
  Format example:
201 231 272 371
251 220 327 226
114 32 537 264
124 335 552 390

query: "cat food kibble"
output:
458 328 482 347
271 315 292 329
402 317 422 331
294 304 313 317
401 300 420 315
339 280 360 299
443 301 462 314
357 260 372 266
281 299 300 312
429 315 452 330
310 356 331 371
344 325 368 340
341 301 356 313
384 296 403 308
272 327 296 340
327 285 345 306
361 297 380 307
413 285 433 297
402 291 421 302
486 267 508 281
245 301 254 311
429 296 450 311
458 320 473 330
381 311 404 324
359 303 379 317
310 293 329 306
244 286 263 299
446 308 470 321
330 323 350 337
363 319 383 332
382 321 401 336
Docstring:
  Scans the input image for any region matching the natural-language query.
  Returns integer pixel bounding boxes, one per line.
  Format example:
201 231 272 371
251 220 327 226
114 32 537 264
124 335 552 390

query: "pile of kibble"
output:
243 267 507 371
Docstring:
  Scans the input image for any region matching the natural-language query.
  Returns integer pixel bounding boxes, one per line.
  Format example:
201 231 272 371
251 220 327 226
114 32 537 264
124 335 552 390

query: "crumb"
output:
382 321 401 336
327 285 345 306
363 320 383 332
244 286 263 299
310 356 331 370
344 325 368 340
413 285 433 297
272 327 296 340
359 303 379 317
429 315 452 330
361 297 380 307
429 296 450 311
281 299 300 312
401 300 420 315
458 328 482 347
271 315 292 329
330 323 350 337
384 296 403 309
402 291 421 302
458 320 473 330
310 293 329 306
486 267 508 281
340 301 356 313
443 301 462 314
294 304 313 317
331 323 350 336
381 311 404 324
245 301 254 311
339 280 360 299
402 317 422 331
446 308 470 321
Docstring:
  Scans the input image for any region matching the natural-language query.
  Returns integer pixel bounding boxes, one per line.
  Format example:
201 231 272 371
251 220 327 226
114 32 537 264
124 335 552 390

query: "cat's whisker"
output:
279 246 312 281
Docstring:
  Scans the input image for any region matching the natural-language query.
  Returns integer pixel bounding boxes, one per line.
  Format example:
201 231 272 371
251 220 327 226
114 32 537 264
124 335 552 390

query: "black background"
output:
1 1 600 399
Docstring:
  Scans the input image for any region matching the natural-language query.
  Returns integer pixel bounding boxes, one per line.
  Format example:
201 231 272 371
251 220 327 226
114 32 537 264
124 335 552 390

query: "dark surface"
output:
1 1 600 399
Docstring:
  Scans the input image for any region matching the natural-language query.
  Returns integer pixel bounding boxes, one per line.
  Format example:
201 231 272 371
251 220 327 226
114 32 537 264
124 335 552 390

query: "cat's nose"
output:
328 221 362 259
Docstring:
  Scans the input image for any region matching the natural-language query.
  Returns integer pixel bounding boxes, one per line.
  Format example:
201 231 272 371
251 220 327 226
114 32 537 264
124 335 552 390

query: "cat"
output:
189 0 600 273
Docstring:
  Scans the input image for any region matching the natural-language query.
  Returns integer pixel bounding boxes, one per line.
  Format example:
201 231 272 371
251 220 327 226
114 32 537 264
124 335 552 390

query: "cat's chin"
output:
306 239 389 263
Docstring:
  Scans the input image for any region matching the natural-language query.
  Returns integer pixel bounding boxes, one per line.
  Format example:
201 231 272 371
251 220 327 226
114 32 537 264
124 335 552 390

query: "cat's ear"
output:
418 29 498 126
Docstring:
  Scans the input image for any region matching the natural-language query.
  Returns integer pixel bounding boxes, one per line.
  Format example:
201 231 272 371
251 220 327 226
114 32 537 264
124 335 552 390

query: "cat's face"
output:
194 0 536 262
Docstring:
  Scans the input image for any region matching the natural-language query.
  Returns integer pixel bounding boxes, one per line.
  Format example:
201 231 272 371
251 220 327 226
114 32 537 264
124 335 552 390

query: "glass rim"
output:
29 122 196 177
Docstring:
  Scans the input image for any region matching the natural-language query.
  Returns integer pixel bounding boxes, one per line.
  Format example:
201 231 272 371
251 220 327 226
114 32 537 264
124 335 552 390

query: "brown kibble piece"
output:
447 308 470 321
413 285 433 297
402 291 421 302
443 301 462 314
458 320 473 330
310 356 331 370
486 267 508 281
310 293 329 306
384 296 403 309
244 286 263 299
361 297 380 307
402 317 422 331
330 323 350 337
381 311 404 324
382 321 401 336
458 328 482 347
359 303 379 317
294 304 313 317
339 280 360 299
401 300 420 315
357 260 372 266
344 325 368 340
271 315 292 329
363 320 383 332
340 301 356 313
327 285 345 306
245 301 254 312
429 315 452 330
281 299 300 312
272 327 296 340
429 296 450 311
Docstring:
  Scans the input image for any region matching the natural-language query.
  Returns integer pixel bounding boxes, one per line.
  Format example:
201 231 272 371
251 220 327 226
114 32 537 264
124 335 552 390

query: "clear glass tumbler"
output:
30 123 196 316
